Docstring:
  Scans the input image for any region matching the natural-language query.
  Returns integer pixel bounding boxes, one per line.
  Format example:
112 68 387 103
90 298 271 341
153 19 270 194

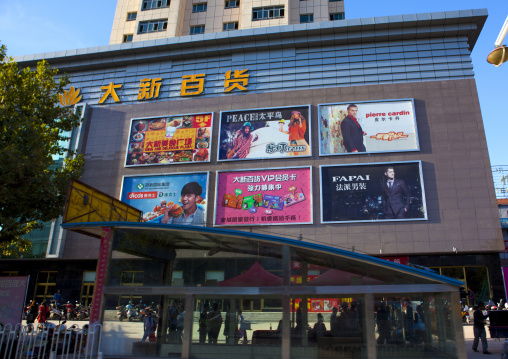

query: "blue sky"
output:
0 0 506 166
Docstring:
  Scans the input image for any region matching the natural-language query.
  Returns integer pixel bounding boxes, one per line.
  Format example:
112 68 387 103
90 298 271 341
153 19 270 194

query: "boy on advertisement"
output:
162 182 205 226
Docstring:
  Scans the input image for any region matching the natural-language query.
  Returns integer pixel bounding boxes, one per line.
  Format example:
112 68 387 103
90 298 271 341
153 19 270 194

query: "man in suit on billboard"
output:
381 166 410 219
340 104 366 153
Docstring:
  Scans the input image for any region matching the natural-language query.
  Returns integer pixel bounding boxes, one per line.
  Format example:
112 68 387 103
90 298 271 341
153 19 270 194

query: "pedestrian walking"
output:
472 302 491 354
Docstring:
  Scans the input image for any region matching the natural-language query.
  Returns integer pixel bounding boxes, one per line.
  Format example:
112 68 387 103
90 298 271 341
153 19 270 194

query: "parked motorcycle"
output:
116 305 127 321
50 301 66 321
66 301 77 320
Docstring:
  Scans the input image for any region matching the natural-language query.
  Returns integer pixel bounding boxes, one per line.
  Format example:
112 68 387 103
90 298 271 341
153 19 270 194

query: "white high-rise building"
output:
110 0 345 44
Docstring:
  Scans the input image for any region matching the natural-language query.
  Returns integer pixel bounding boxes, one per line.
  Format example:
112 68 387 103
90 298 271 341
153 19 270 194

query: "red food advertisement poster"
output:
214 167 312 226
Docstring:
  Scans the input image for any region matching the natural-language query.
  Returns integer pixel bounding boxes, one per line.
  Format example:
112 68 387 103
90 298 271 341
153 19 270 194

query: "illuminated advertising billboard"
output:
218 105 311 161
320 161 427 223
125 113 213 167
121 173 209 226
318 99 419 156
214 167 312 226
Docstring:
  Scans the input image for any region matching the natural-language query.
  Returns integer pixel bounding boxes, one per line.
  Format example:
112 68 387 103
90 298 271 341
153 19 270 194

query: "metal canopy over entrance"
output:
63 222 465 359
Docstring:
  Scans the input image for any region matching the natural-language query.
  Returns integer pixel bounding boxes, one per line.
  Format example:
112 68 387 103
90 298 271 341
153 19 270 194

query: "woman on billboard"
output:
280 111 310 156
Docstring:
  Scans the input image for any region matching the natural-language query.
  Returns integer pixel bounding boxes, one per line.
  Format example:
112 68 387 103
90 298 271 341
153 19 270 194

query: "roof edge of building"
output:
14 9 487 68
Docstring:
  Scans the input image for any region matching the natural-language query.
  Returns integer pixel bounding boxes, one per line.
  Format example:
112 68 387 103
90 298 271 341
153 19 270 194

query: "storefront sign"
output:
218 106 311 161
214 167 312 226
320 161 427 223
0 276 29 325
94 69 249 104
125 113 212 167
121 173 209 226
318 99 419 156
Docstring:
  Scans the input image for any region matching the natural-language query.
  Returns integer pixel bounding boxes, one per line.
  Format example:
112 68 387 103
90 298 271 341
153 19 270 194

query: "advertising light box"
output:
218 105 311 161
320 162 427 223
214 167 312 226
318 99 419 156
121 172 209 226
125 113 213 167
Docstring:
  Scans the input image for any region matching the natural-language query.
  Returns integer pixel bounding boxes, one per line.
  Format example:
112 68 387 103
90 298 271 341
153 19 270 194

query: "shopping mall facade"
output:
1 8 503 359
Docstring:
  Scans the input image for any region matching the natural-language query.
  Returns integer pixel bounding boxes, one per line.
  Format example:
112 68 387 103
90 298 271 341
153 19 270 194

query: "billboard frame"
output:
217 104 312 162
120 171 211 225
317 98 420 157
124 111 214 168
319 160 428 224
213 166 313 227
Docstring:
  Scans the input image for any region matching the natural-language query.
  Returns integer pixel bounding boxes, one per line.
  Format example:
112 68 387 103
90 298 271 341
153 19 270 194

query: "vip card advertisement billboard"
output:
320 162 427 223
0 276 29 325
125 113 212 167
218 105 311 161
121 173 209 226
318 99 419 156
214 167 312 226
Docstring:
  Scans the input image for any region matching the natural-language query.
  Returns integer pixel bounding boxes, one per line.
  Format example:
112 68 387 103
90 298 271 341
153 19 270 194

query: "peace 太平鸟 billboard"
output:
320 161 427 223
125 113 213 167
318 99 419 156
214 167 312 226
218 105 311 161
121 172 209 226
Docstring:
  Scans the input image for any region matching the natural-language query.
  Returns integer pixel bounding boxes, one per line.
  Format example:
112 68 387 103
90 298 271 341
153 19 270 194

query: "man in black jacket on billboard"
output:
340 104 366 153
381 166 410 219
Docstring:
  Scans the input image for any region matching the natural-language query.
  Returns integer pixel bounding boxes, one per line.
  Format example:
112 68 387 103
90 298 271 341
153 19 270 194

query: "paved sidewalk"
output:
463 323 506 358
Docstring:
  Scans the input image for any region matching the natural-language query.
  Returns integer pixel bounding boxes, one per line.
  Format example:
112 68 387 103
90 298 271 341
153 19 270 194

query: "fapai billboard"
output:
214 167 312 226
218 106 311 161
121 173 209 226
318 99 419 156
320 162 427 223
0 276 28 325
125 113 212 167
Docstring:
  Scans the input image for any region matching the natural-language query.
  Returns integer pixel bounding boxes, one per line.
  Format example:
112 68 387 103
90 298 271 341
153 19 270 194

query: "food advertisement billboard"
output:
125 113 212 166
218 106 311 161
0 276 29 325
121 173 209 226
214 167 312 226
318 99 418 156
320 162 427 223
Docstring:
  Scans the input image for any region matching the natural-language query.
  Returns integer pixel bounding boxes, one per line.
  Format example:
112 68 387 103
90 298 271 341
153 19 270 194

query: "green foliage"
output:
0 43 85 252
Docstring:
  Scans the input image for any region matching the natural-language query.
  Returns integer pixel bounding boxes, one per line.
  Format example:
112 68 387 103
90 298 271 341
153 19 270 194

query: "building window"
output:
223 22 239 31
329 12 344 20
126 12 137 21
34 271 57 304
329 0 343 2
121 271 144 286
190 25 205 35
224 0 239 8
80 271 96 306
252 6 285 21
300 14 313 23
123 34 133 43
142 0 169 10
192 3 207 12
138 19 168 34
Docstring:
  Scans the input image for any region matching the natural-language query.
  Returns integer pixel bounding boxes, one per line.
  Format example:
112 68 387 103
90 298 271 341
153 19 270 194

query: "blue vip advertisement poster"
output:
121 172 208 226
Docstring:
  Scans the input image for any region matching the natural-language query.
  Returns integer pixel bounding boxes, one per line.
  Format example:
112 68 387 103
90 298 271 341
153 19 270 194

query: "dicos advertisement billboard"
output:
318 99 419 156
121 173 209 226
125 113 212 166
320 161 427 223
214 167 312 226
218 106 311 161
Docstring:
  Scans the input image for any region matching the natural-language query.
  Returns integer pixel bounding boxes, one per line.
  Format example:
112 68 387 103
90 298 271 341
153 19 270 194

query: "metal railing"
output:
0 323 102 359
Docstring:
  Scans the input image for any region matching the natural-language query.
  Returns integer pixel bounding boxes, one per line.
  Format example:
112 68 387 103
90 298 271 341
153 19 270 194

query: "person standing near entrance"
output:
472 302 491 354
